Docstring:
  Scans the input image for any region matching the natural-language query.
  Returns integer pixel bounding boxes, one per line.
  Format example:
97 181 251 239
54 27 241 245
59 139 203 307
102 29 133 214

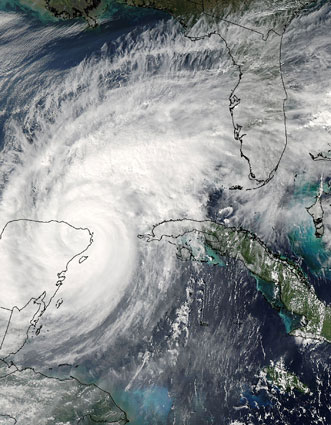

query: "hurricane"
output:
0 16 240 359
0 1 330 424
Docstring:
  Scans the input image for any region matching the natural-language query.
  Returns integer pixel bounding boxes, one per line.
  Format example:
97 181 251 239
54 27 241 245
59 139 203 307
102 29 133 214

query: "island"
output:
309 149 331 161
140 218 331 343
263 360 310 394
306 178 324 239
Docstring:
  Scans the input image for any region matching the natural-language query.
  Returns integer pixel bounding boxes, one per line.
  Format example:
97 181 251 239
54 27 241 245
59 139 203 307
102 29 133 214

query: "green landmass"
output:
120 0 250 25
46 0 103 23
143 219 331 343
15 0 248 25
0 360 128 424
15 0 315 29
15 0 106 25
119 0 317 38
263 360 310 394
204 222 331 342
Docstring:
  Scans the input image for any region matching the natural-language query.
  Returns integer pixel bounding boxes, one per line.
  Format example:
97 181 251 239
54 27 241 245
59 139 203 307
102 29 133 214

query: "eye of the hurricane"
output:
0 21 241 362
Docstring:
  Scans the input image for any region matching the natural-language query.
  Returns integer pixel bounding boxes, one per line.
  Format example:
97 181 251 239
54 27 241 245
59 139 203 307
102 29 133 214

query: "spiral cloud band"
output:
0 9 330 374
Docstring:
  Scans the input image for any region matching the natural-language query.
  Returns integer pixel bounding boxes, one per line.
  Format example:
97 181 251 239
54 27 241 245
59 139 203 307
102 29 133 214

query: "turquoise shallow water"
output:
205 245 226 266
289 223 330 276
1 1 330 423
289 178 331 276
255 277 302 334
0 0 161 24
204 239 305 334
113 386 172 425
0 0 56 21
69 363 172 424
241 388 272 408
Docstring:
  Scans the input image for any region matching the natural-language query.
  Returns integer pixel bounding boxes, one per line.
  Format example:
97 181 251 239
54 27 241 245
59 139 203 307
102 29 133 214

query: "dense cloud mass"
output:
0 1 330 424
1 18 239 362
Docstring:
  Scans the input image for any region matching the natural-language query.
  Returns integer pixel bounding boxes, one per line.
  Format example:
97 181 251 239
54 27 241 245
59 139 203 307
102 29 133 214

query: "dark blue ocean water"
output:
0 1 167 149
0 2 330 424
